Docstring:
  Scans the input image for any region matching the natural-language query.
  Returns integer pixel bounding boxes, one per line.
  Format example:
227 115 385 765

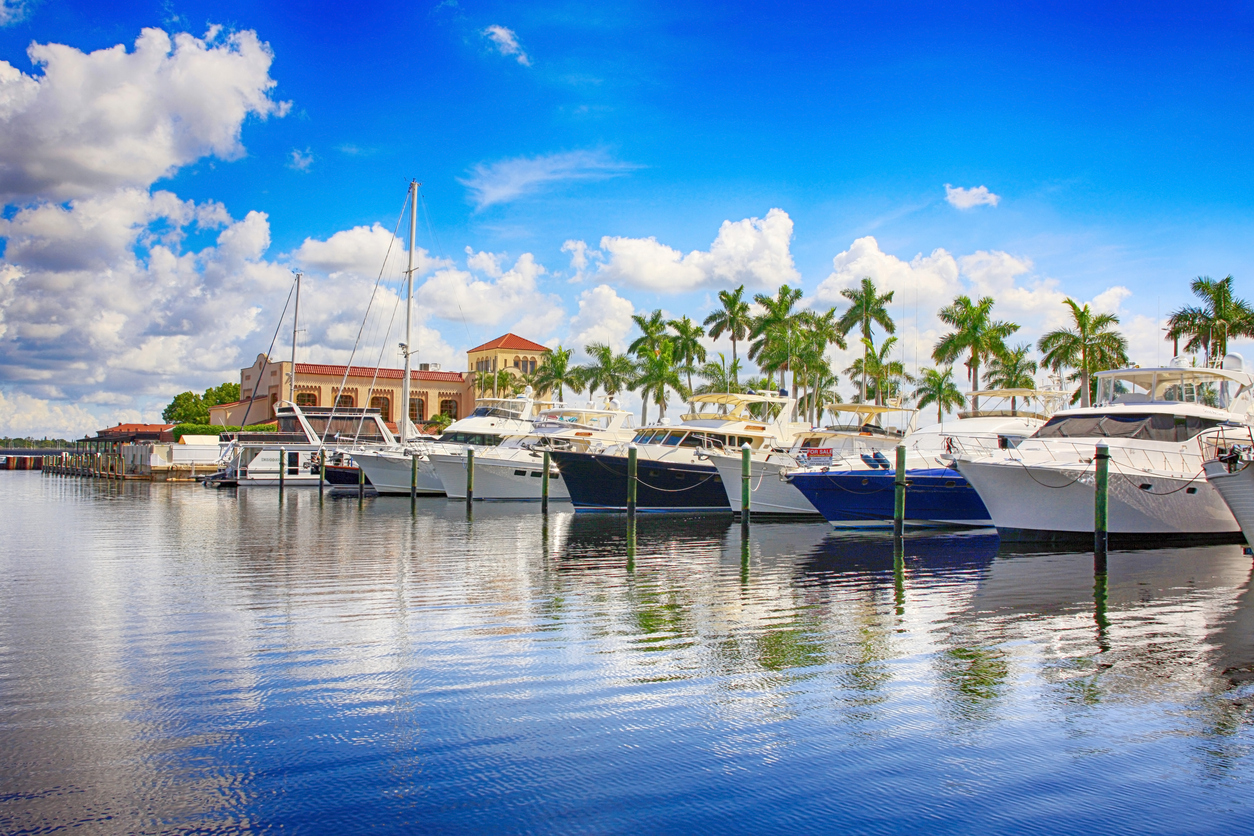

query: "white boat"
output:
1200 426 1254 546
430 401 637 500
954 358 1254 546
350 393 540 495
704 403 918 516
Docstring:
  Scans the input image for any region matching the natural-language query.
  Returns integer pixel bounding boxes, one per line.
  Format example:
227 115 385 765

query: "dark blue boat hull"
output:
788 467 991 528
548 450 731 512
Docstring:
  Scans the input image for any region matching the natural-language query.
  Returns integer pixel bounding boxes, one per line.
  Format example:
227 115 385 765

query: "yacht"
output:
954 358 1254 545
1198 427 1254 546
430 401 637 500
349 393 539 495
703 403 917 516
549 391 808 512
785 389 1063 528
205 403 393 487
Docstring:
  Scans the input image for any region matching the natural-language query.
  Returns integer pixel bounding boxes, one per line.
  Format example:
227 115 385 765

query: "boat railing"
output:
1197 425 1254 462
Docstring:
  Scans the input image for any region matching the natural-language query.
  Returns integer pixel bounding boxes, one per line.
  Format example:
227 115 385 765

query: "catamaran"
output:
954 358 1254 545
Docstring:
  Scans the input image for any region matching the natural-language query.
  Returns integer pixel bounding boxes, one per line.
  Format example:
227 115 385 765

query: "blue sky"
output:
1 0 1253 434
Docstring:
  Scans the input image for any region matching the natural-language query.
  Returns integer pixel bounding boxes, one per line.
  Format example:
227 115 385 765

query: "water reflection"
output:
2 474 1253 834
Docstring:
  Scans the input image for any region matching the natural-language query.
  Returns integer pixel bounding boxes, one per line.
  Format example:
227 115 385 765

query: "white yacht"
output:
550 391 809 512
430 401 637 501
1200 426 1254 546
206 402 393 487
704 403 918 516
349 393 539 495
954 358 1254 545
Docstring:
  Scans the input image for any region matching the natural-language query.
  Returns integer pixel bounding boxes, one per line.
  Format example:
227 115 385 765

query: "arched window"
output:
440 399 458 420
336 394 354 408
370 396 390 422
513 356 520 368
295 392 318 407
410 398 425 422
529 357 537 374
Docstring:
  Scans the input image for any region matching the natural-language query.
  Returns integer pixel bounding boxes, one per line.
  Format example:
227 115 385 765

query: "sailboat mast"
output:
400 181 417 444
289 271 301 404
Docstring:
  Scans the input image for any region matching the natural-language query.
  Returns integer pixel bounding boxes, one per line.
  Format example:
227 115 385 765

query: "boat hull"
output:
707 452 821 516
1203 459 1254 546
957 457 1243 546
352 450 445 495
788 468 991 528
430 450 570 501
549 450 730 512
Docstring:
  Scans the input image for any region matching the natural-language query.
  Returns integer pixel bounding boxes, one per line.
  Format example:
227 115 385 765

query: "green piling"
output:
1094 442 1109 566
626 445 638 519
466 447 475 502
741 442 752 529
411 452 418 509
541 450 550 515
893 444 907 539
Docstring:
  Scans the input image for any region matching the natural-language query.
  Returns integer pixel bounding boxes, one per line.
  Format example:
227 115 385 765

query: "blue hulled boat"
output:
786 466 991 528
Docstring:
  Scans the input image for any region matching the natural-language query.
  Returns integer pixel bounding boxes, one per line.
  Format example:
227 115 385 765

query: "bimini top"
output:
957 388 1070 421
681 391 793 422
1091 361 1254 412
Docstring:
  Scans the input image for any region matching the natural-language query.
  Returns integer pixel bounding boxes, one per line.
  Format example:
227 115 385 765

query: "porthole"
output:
861 478 869 486
945 480 955 488
1186 486 1197 494
514 469 527 476
1139 483 1152 491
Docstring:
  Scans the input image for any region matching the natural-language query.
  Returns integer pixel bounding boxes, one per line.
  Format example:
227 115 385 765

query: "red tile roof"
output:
294 363 465 383
105 423 175 433
466 333 551 353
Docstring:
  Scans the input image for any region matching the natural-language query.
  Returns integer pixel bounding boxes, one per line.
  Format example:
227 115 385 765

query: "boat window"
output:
631 430 652 444
662 431 686 446
1034 413 1226 442
470 406 521 419
679 433 707 448
800 436 824 448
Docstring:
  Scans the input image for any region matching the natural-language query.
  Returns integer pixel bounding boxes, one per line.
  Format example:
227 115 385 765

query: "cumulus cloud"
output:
0 1 27 27
0 26 289 202
482 25 531 66
293 224 448 278
945 184 1000 209
416 252 562 330
594 208 800 294
460 149 638 209
288 147 313 171
0 389 113 439
567 285 635 354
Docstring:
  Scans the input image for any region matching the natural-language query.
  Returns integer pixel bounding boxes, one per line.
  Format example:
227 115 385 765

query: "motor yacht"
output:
954 358 1254 545
430 401 637 500
1198 426 1254 546
786 389 1064 528
549 391 808 512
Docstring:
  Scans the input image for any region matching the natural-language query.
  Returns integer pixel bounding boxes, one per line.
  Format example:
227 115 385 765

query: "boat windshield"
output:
1095 371 1238 410
470 405 523 419
437 432 504 446
1033 412 1227 442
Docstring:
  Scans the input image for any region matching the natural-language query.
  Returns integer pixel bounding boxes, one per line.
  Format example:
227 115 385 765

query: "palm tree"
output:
836 277 896 403
577 343 637 402
695 353 743 395
629 309 669 359
1165 275 1254 364
793 308 847 424
703 285 752 384
932 295 1019 413
1037 299 1129 408
528 345 584 402
861 337 908 406
749 284 803 390
800 366 841 426
913 367 966 424
668 315 707 395
634 341 686 422
984 343 1038 415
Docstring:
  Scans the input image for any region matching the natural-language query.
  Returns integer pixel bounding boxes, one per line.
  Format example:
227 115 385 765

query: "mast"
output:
289 271 301 404
400 181 417 444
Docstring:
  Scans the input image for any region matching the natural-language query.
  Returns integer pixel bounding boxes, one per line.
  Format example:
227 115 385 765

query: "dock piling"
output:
319 456 325 499
411 453 418 509
741 443 751 530
1094 442 1109 566
466 448 474 502
278 447 286 498
893 444 907 539
626 445 638 519
541 450 550 515
358 461 365 500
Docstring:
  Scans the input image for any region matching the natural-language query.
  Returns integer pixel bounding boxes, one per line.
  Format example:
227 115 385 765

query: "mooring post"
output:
741 442 752 530
319 455 325 499
541 450 550 515
1094 441 1109 567
278 447 286 499
626 444 638 519
466 447 475 502
893 444 907 540
358 460 365 500
411 452 418 509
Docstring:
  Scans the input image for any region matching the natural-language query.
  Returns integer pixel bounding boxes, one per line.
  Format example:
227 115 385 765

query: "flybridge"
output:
1093 357 1254 410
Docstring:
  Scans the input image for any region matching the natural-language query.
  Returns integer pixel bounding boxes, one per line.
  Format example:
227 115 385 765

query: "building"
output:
86 423 176 443
210 333 550 428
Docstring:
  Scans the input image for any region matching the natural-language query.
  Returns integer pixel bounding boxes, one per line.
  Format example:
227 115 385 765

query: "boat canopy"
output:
1093 365 1254 410
681 391 793 421
956 388 1069 421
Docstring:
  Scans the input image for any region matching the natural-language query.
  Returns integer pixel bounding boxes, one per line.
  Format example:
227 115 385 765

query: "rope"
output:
589 454 719 492
1109 457 1207 495
1011 456 1091 489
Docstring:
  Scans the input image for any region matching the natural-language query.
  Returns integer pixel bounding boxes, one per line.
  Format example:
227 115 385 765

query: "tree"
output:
913 367 966 424
1165 275 1254 363
836 277 896 403
162 391 209 424
703 285 752 384
694 353 743 395
667 315 707 396
792 308 846 425
634 341 686 422
577 343 637 402
1037 299 1129 408
529 345 584 402
861 337 908 406
629 309 669 358
480 368 519 398
932 295 1019 413
984 343 1038 415
749 284 804 390
799 366 842 426
203 382 241 406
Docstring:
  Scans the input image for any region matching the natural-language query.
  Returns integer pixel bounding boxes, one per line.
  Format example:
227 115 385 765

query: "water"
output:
2 472 1253 834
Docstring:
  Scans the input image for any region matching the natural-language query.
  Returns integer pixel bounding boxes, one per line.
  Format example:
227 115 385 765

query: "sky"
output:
2 0 1254 436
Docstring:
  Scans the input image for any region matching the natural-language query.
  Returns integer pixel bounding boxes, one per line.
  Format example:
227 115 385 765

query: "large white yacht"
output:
704 403 918 516
1200 426 1254 546
549 391 809 512
430 401 638 500
349 393 541 495
954 358 1254 545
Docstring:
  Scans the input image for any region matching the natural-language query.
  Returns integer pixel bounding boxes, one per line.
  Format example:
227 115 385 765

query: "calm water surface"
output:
2 471 1254 834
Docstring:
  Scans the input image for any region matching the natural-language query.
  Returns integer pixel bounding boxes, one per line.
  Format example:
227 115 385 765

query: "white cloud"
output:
0 389 115 439
416 252 562 330
945 184 1000 209
567 285 635 354
482 25 531 66
595 208 799 294
288 147 313 171
562 239 589 271
0 1 27 27
293 224 448 278
0 26 289 202
459 149 638 209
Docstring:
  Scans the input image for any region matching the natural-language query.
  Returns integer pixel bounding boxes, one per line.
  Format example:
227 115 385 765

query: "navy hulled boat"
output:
787 466 990 528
